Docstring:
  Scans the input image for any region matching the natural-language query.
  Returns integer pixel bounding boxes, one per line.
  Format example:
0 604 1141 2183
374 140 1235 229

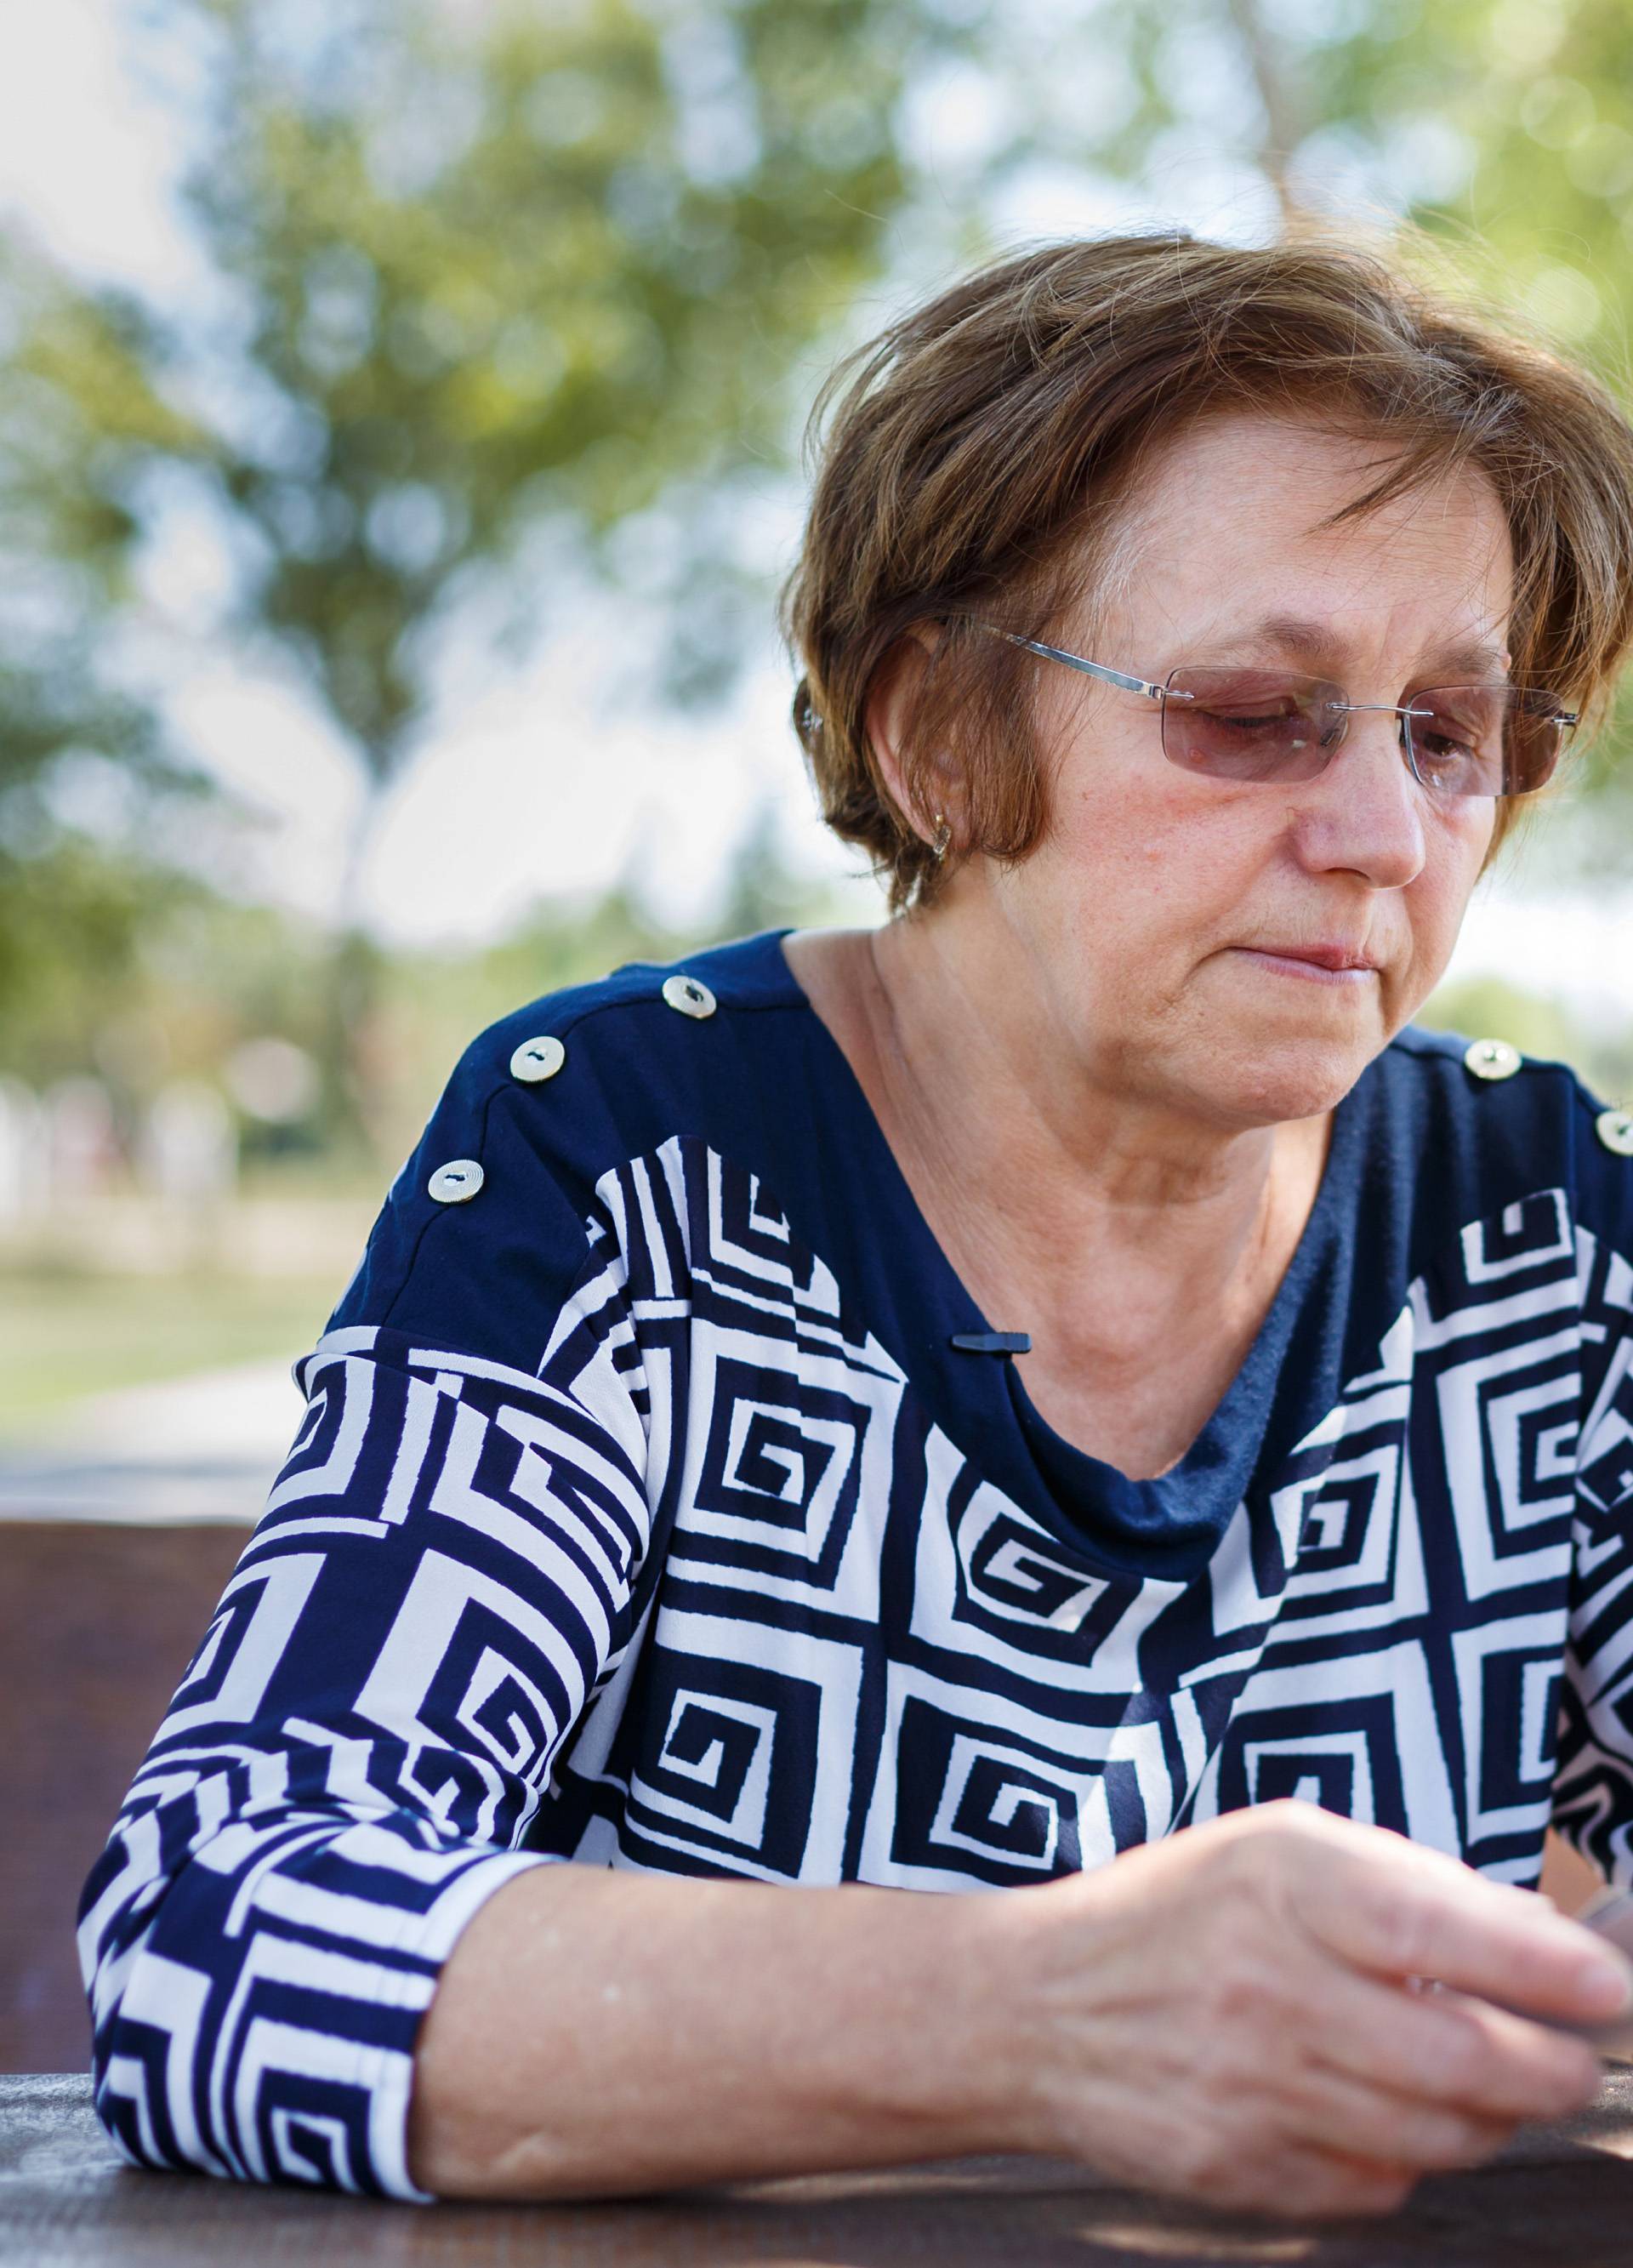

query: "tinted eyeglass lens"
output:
1407 686 1566 797
1159 671 1569 795
1160 669 1341 783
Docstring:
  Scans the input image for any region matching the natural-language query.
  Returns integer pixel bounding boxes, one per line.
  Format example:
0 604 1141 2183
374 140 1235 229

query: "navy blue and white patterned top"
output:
78 926 1633 2200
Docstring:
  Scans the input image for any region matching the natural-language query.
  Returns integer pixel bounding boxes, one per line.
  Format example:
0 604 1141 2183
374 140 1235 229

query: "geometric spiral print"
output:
76 1286 651 2201
78 1115 1633 2199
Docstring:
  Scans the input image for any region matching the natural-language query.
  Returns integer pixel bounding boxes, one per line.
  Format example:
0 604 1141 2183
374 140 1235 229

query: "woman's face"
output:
973 411 1512 1130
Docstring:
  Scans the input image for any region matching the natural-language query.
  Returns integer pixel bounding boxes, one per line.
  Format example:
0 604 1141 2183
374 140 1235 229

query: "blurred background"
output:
3 0 1633 1505
3 0 1633 2067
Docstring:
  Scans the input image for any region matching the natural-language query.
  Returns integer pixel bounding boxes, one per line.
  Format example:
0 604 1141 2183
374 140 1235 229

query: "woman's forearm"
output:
406 1861 1033 2199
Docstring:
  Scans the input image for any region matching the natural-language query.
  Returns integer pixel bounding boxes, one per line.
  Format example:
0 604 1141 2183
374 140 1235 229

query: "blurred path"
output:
0 1359 302 1522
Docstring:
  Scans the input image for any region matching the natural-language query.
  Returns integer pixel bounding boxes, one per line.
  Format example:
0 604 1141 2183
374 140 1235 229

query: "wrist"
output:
902 1880 1064 2160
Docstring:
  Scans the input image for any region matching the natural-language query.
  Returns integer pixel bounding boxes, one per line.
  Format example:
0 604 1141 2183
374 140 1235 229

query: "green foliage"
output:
0 836 340 1159
0 839 173 1086
0 0 927 1141
133 0 920 771
0 242 214 829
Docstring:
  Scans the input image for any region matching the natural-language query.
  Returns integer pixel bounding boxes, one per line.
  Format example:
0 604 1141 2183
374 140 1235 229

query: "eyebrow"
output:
1206 613 1510 680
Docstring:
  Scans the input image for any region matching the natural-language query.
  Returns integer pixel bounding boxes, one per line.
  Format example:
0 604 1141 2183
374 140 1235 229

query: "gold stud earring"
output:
930 812 951 861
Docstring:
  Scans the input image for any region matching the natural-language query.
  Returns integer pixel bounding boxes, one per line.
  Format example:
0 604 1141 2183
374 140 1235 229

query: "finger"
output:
1187 2138 1420 2223
1281 2050 1520 2174
1284 1946 1604 2121
1285 1839 1633 2029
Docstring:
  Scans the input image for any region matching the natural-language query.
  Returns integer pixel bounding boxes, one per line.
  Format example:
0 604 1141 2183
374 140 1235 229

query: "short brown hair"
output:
777 231 1633 911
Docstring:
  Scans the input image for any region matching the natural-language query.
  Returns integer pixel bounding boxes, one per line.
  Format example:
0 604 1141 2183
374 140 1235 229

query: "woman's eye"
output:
1414 737 1480 791
1201 709 1293 732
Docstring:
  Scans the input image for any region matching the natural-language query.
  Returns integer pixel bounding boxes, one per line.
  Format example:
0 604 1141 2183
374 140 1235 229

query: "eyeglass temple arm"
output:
964 619 1183 703
964 621 1577 727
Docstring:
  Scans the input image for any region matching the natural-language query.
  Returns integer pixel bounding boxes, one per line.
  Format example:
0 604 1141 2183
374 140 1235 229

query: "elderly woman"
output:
80 233 1633 2224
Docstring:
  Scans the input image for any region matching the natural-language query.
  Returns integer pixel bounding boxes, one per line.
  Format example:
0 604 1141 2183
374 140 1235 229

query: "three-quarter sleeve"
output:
76 1029 656 2199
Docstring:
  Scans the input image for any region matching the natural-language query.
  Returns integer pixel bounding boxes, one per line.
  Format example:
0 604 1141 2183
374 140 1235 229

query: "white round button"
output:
1596 1108 1633 1157
1464 1037 1521 1082
428 1158 485 1204
509 1035 566 1083
662 973 716 1019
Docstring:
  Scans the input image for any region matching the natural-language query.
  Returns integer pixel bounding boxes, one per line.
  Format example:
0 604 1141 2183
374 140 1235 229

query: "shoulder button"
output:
1596 1108 1633 1158
509 1034 566 1083
1464 1037 1522 1082
428 1158 485 1204
662 973 716 1019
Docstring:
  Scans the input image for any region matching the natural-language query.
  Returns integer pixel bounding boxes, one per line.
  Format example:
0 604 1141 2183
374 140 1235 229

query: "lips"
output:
1251 943 1380 972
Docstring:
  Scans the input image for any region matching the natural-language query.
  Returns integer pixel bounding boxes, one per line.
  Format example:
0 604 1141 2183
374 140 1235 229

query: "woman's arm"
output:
407 1802 1626 2220
407 1862 1019 2197
77 1315 655 2201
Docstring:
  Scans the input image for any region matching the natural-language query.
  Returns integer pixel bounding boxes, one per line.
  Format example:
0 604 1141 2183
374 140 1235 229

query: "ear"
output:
863 623 960 846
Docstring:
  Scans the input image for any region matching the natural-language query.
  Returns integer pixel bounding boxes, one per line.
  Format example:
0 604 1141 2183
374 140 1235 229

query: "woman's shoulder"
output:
434 923 817 1187
319 928 819 1359
474 926 808 1063
1377 1017 1633 1251
418 923 810 1160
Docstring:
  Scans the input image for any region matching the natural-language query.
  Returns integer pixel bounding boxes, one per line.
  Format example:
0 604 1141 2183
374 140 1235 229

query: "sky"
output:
3 0 1633 1022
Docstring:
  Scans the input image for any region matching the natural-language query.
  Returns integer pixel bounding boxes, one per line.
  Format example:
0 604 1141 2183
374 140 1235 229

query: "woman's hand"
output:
1001 1798 1630 2221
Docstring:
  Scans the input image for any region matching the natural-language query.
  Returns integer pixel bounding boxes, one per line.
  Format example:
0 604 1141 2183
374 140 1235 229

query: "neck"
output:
866 903 1300 1221
788 904 1333 1369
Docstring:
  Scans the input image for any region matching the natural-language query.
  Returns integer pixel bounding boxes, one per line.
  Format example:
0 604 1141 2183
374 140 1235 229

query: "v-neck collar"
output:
752 924 1372 1580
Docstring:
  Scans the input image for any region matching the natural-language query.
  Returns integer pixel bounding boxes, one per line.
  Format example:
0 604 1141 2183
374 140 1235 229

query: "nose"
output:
1292 708 1426 890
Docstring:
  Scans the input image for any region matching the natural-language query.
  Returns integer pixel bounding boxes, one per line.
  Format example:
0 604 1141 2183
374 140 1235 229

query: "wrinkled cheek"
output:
1063 766 1215 871
1400 884 1477 1011
1435 790 1497 863
1042 768 1245 969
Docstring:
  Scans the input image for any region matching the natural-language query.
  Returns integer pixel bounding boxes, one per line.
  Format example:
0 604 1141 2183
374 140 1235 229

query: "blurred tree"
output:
0 833 339 1167
0 242 221 1019
4 0 928 1150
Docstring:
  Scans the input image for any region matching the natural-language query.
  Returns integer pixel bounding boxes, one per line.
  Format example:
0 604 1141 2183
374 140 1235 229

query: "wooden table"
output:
9 2070 1633 2265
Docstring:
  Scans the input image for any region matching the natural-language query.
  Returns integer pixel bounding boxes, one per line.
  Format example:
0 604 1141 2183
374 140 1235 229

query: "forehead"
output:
1095 409 1515 658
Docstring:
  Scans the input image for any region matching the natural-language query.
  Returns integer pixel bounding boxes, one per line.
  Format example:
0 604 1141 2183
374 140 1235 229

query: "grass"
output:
0 1270 345 1442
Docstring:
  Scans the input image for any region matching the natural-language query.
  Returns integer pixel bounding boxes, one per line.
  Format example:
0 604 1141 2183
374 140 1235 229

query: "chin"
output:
1194 1034 1374 1127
